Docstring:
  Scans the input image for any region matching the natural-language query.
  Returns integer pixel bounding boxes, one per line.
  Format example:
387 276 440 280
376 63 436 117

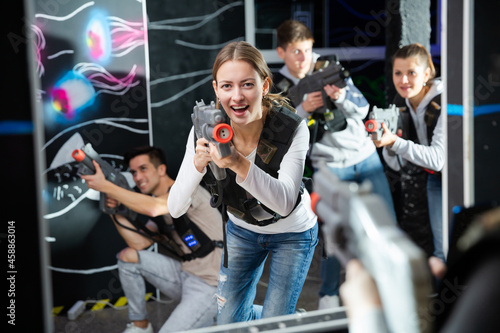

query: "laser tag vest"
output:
393 93 442 174
202 105 305 227
394 94 442 148
130 212 223 262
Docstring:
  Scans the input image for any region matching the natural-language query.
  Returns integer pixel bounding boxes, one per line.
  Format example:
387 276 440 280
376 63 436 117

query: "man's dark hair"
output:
276 19 314 49
124 146 167 168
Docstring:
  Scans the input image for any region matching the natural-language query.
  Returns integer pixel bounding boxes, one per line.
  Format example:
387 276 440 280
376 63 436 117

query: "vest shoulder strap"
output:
257 106 303 176
393 94 442 175
273 72 294 94
396 94 441 144
424 95 441 144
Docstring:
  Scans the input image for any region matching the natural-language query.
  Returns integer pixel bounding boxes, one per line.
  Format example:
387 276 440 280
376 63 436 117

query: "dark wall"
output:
385 0 434 105
446 0 465 222
147 0 245 178
2 1 46 331
446 0 500 219
473 0 500 204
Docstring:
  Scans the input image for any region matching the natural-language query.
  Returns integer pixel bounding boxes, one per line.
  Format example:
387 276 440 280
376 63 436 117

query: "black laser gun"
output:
365 104 400 140
72 143 137 221
192 99 234 180
311 162 433 333
287 56 350 112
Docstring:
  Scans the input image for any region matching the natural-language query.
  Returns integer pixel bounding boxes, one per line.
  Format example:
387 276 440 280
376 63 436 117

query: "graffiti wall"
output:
29 0 151 307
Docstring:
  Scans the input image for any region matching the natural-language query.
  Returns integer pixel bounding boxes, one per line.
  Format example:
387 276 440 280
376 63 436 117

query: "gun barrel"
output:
324 68 350 83
72 149 86 162
72 149 96 173
72 143 137 221
340 68 350 80
364 104 399 140
320 65 350 89
213 123 233 144
364 119 379 132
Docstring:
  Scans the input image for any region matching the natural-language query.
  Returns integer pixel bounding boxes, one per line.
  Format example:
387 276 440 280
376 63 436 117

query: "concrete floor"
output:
52 234 345 333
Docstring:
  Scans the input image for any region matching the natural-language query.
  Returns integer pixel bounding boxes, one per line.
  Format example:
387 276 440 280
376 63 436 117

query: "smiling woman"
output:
373 43 445 263
168 41 319 326
391 44 436 111
213 59 266 129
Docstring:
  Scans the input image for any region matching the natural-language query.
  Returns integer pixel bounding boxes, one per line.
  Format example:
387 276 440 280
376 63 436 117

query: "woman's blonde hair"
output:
212 41 293 112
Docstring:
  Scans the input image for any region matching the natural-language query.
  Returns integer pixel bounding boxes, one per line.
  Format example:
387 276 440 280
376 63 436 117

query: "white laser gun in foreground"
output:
310 162 433 333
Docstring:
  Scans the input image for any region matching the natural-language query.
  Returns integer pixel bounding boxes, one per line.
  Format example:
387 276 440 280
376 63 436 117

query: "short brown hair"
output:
124 146 167 168
276 20 315 49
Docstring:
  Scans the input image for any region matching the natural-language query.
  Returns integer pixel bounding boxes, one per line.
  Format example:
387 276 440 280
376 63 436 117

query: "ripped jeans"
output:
118 250 217 332
216 219 318 324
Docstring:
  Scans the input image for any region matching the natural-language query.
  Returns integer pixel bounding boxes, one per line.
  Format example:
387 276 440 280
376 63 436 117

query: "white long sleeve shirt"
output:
168 119 317 234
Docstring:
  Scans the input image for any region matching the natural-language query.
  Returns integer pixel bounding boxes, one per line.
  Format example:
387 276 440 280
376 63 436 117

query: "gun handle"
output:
99 193 112 214
216 142 232 158
100 193 137 221
209 161 226 180
311 192 355 266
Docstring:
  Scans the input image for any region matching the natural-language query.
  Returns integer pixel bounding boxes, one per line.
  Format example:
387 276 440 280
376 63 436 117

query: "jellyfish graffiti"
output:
31 24 47 78
86 12 146 63
50 62 140 119
32 2 146 76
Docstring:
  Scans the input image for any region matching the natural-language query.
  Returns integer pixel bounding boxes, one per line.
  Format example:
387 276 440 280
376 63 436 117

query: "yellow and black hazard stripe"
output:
53 292 155 318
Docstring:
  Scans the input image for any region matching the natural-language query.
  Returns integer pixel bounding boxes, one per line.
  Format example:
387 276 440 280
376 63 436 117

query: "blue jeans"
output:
427 174 444 261
118 250 217 332
319 151 396 297
216 220 318 324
